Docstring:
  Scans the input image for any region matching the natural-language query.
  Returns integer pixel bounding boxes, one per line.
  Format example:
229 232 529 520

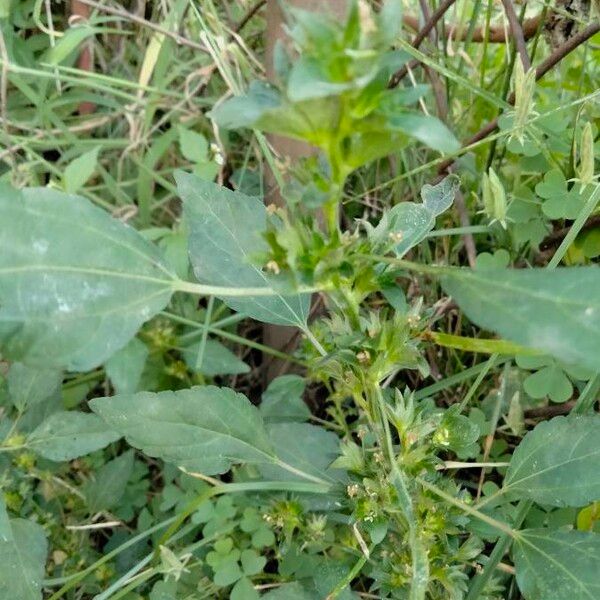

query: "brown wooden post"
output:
70 0 96 115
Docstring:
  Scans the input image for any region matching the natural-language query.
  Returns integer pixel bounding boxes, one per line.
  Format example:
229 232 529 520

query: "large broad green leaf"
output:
27 411 121 461
0 186 176 371
177 172 310 327
0 501 47 600
442 267 600 371
7 361 63 412
513 529 600 600
90 386 277 474
503 415 600 507
90 387 332 484
258 423 344 484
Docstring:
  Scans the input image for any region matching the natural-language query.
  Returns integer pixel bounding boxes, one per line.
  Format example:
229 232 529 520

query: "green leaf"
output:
0 186 175 371
182 339 249 376
240 549 266 575
210 81 280 130
513 528 600 600
90 386 276 475
210 82 339 147
43 25 98 65
27 411 120 461
177 171 310 327
420 175 459 216
0 505 47 600
13 389 62 435
178 127 209 163
7 361 62 412
259 374 310 422
258 422 343 483
535 170 586 220
504 416 600 507
522 365 573 403
377 0 403 46
158 229 190 279
344 128 409 170
105 337 149 395
262 582 316 600
373 203 434 257
83 449 135 513
287 57 351 102
63 147 100 194
430 331 537 356
475 249 510 270
150 580 178 600
434 406 480 452
231 577 260 600
387 113 460 153
441 266 600 371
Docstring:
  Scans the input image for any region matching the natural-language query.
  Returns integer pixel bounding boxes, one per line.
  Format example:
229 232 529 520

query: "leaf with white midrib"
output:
0 186 176 370
503 415 600 507
514 529 600 600
442 266 600 371
90 386 328 484
26 411 121 461
177 171 310 327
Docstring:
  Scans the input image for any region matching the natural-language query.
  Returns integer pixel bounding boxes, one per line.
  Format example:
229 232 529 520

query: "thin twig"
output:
411 0 458 50
453 187 477 267
418 0 448 120
390 0 458 87
524 401 575 419
66 521 122 530
500 0 531 70
75 0 208 53
540 214 600 250
235 0 266 33
403 13 541 43
438 21 600 174
535 21 600 79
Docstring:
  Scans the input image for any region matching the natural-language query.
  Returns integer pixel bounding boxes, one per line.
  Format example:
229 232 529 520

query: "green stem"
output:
160 311 307 365
173 279 323 297
548 183 600 268
573 373 600 414
418 478 515 538
194 295 214 371
327 552 370 599
465 499 531 600
371 383 428 600
414 358 511 400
